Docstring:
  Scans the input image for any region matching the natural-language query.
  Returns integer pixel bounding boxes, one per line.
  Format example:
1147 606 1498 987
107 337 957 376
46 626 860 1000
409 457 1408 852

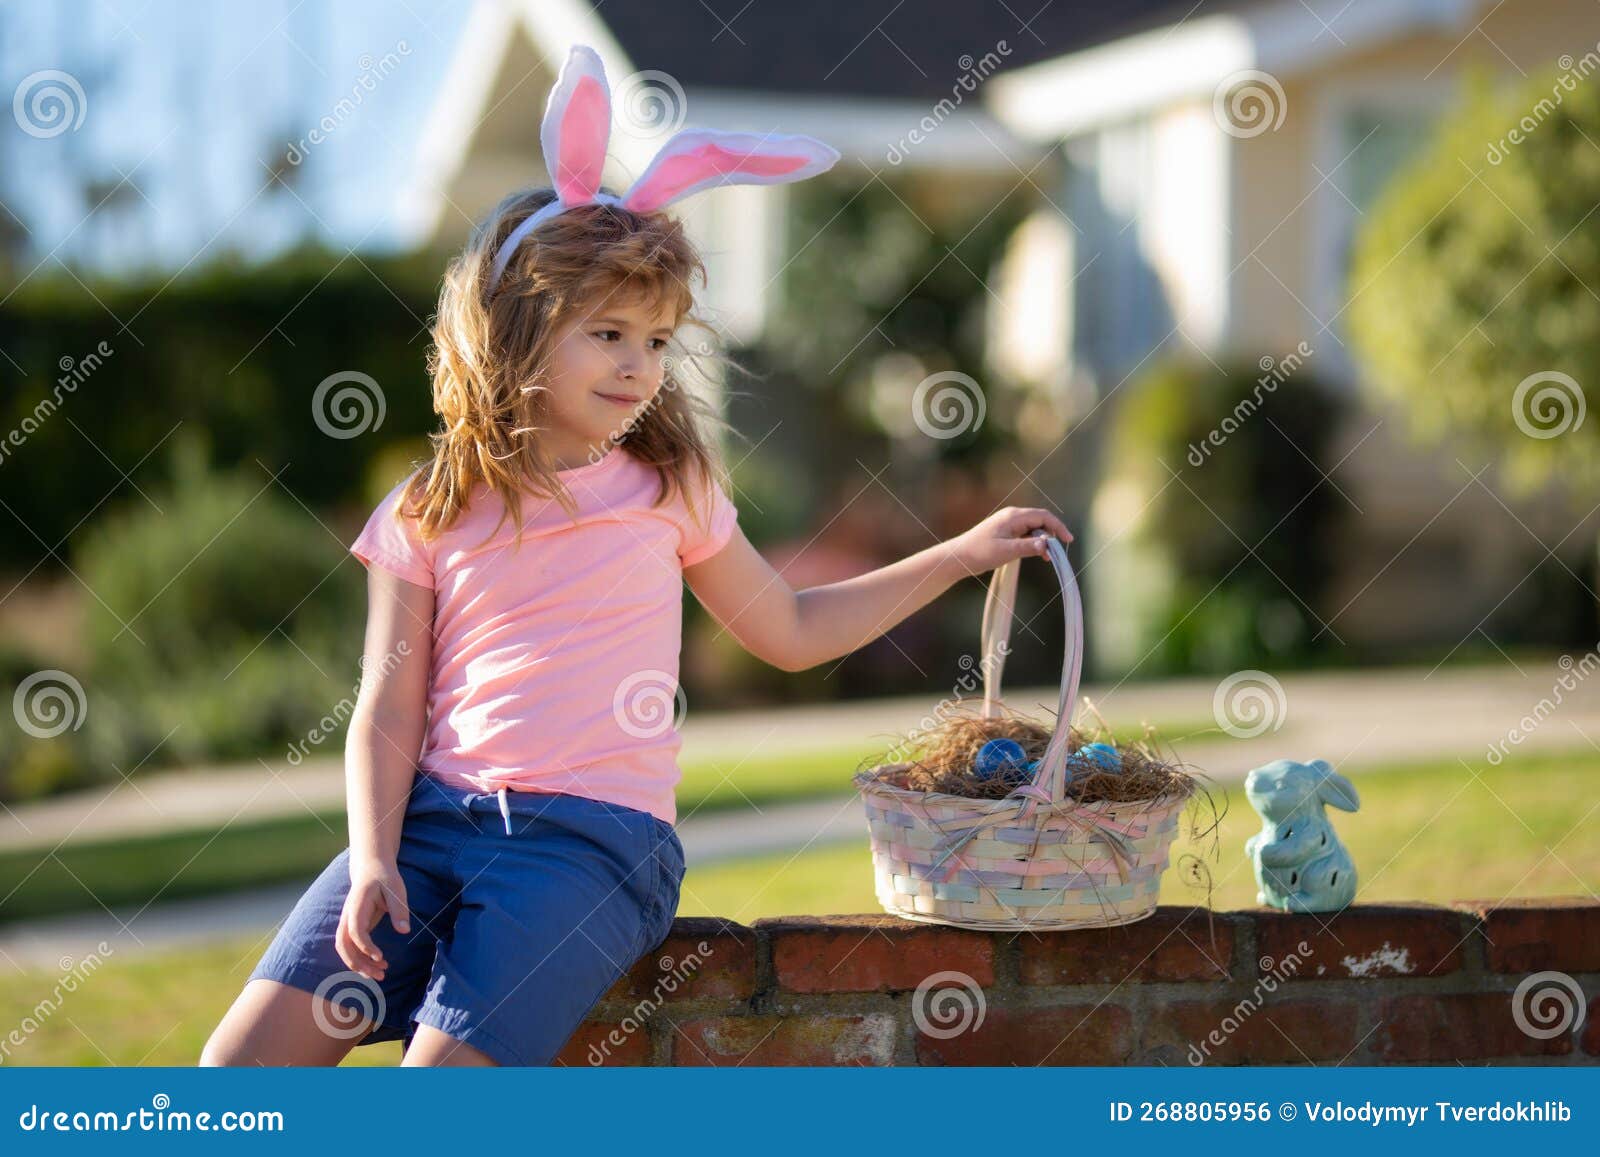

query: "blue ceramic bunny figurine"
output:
1243 758 1360 913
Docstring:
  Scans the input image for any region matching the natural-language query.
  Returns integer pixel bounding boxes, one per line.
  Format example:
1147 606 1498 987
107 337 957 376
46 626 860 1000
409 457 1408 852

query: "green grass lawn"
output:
0 932 405 1068
0 749 1593 1065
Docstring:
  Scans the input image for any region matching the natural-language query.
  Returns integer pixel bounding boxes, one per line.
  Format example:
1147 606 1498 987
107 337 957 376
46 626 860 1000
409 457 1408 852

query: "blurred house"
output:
980 0 1600 661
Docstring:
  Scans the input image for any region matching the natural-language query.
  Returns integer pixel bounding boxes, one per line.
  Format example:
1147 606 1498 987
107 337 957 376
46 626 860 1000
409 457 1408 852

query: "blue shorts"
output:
247 772 685 1066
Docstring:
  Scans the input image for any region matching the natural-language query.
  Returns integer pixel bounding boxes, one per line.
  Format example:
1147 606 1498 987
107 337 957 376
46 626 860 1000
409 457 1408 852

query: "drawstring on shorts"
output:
497 785 512 835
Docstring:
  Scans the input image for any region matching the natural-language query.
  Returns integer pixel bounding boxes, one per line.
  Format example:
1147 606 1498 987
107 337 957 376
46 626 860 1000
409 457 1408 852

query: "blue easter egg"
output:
1071 742 1121 775
974 738 1028 780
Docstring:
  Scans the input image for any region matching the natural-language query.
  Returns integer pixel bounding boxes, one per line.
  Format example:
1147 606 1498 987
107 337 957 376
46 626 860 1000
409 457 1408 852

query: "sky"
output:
1 0 474 278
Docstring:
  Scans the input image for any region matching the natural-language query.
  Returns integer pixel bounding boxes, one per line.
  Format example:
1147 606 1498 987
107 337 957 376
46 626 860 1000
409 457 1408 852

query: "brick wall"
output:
556 899 1600 1065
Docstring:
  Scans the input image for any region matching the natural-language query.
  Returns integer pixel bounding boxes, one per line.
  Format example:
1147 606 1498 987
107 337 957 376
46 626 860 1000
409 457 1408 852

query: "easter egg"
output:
1071 742 1121 775
974 738 1028 780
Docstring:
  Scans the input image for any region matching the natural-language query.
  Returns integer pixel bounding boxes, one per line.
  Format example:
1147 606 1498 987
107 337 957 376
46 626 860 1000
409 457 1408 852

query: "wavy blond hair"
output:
395 185 735 553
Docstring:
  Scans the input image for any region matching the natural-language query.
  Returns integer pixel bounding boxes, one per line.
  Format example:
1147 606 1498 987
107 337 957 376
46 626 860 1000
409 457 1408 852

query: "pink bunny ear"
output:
541 44 612 206
620 129 841 215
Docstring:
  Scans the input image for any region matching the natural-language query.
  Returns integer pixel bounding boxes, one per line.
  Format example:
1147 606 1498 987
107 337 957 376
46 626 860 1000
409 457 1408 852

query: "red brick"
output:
759 914 994 994
914 1003 1135 1065
605 917 756 1003
1254 903 1465 979
673 1014 896 1066
1144 998 1362 1065
553 1020 652 1066
1016 906 1234 986
1373 992 1574 1062
1452 898 1600 973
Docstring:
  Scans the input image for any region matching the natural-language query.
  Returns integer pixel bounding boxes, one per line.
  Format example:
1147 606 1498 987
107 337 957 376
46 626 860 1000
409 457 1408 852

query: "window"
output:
1312 82 1453 382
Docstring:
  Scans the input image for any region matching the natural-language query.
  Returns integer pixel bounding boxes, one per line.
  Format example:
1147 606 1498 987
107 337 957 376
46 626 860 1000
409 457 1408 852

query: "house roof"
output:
988 0 1487 138
589 0 1255 101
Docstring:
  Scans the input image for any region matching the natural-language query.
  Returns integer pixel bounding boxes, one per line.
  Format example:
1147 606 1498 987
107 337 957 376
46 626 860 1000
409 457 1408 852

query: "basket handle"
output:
977 530 1084 804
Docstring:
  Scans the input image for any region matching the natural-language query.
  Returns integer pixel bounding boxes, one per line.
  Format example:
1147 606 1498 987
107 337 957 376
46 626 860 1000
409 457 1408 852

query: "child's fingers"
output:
343 892 387 974
335 918 366 978
1021 508 1073 544
384 881 411 935
348 910 383 967
335 910 368 971
341 922 386 982
334 921 363 975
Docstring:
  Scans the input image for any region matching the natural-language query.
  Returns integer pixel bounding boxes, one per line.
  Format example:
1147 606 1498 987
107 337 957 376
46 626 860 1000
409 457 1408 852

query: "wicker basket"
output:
853 532 1189 931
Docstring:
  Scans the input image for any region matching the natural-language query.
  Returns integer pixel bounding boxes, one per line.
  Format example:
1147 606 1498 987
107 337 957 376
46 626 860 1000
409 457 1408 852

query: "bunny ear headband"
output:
486 43 842 292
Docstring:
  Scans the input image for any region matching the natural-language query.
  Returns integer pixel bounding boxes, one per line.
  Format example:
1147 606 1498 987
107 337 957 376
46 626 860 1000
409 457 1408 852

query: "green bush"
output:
0 641 95 801
1346 67 1600 495
71 431 365 777
0 242 439 578
1098 356 1349 676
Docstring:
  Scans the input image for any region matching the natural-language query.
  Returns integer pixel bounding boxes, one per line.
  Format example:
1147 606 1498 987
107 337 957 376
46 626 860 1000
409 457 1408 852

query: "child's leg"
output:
399 1024 498 1067
200 979 365 1067
202 798 466 1066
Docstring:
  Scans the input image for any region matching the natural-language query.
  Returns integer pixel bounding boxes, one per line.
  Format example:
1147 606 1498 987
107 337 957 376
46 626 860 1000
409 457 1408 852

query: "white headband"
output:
486 44 841 293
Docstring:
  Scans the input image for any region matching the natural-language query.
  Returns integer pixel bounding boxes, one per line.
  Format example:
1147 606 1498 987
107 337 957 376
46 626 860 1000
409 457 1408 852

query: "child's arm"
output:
337 566 433 979
684 505 1073 673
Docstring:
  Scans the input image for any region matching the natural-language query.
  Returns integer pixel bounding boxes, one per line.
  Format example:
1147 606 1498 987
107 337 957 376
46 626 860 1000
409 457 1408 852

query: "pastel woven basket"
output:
854 533 1189 931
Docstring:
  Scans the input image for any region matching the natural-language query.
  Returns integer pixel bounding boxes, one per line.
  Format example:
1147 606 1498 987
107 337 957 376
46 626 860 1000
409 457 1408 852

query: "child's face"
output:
537 292 678 469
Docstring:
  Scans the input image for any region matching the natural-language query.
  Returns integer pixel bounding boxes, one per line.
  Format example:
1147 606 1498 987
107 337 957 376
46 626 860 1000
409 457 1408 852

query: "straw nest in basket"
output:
857 695 1211 810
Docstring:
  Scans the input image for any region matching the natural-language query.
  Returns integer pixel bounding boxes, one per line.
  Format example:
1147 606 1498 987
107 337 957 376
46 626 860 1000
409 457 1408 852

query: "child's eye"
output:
593 331 669 350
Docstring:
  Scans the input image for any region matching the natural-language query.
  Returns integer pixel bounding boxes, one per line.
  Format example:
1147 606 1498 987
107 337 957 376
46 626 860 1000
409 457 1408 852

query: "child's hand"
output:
336 856 411 982
944 506 1074 576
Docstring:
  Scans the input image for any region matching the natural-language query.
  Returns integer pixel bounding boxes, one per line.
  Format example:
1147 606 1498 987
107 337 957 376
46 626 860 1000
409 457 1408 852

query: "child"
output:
201 45 1072 1068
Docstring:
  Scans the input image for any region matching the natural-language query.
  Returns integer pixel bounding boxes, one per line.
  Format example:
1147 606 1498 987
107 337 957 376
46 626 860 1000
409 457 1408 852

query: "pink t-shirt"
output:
348 447 738 825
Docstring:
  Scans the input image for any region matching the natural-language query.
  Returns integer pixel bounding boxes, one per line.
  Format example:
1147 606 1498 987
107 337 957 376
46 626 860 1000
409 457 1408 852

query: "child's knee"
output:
199 980 357 1067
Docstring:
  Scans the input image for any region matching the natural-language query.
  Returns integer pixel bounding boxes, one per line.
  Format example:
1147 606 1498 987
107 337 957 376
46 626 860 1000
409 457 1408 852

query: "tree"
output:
1346 67 1600 498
